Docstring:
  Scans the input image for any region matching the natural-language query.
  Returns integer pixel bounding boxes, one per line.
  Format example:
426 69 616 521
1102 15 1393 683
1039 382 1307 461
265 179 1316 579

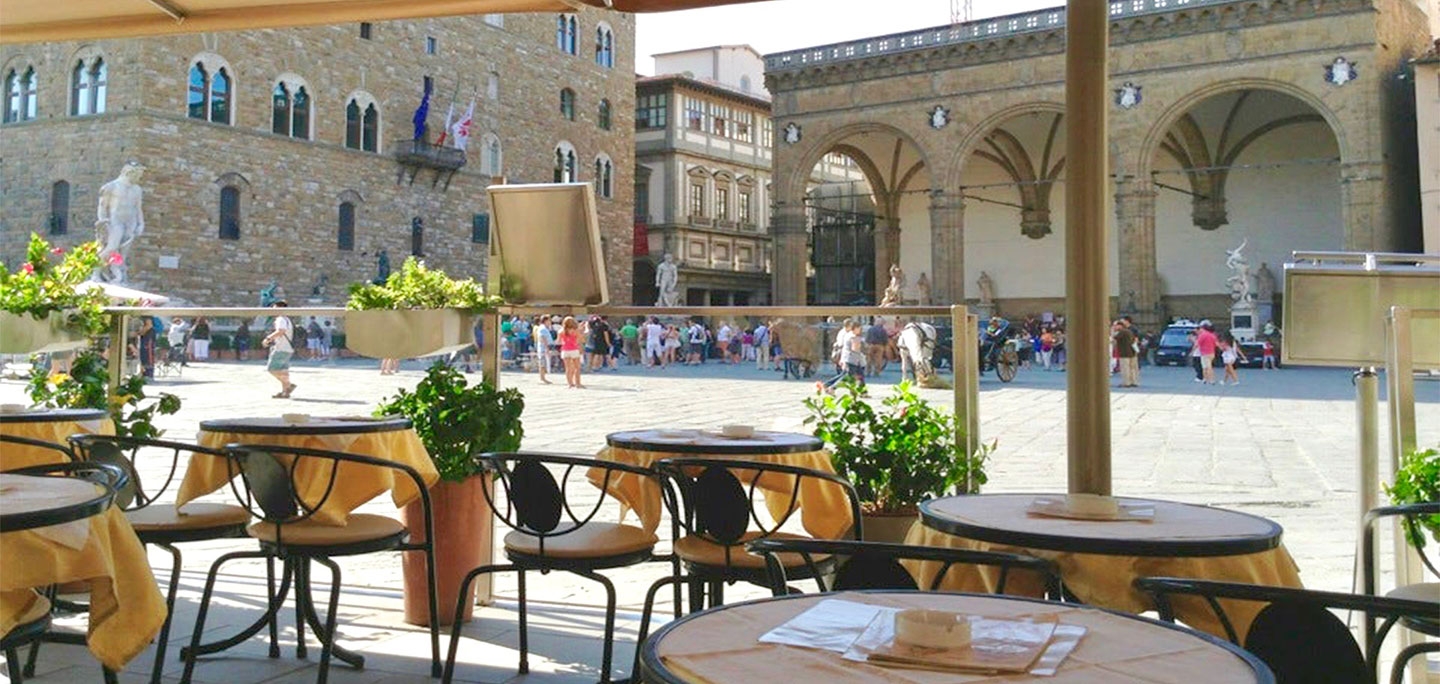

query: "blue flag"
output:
412 78 433 141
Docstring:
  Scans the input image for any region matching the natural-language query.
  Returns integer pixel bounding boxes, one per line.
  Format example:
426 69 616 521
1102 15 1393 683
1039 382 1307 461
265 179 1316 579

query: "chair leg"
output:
575 570 618 684
1390 641 1440 684
180 550 269 684
295 559 363 671
294 559 308 660
517 569 529 674
266 557 280 659
102 666 118 684
6 647 22 683
442 564 515 684
632 575 686 683
311 557 345 684
423 546 441 678
22 585 53 677
148 543 183 684
181 554 292 663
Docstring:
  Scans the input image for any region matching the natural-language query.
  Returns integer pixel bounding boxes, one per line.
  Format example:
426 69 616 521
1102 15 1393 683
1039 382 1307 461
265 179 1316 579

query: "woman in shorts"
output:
559 316 584 388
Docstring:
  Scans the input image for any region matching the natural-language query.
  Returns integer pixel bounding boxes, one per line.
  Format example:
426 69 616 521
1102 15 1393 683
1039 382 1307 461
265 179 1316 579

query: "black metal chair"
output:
0 433 79 469
631 457 863 677
0 461 124 684
179 443 440 684
747 537 1064 600
69 435 253 684
441 452 666 684
1362 501 1440 683
1135 576 1438 684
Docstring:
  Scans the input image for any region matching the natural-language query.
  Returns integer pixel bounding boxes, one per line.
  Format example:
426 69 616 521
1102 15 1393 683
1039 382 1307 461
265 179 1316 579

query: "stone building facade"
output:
1416 38 1440 253
765 0 1432 327
1 11 637 305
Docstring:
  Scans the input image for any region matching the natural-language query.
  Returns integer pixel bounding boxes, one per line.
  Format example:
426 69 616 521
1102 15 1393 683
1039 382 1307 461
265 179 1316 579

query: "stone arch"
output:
778 121 934 206
950 101 1068 241
947 100 1065 189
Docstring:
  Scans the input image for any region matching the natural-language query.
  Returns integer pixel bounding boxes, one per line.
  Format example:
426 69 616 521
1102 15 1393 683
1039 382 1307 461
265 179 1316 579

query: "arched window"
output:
553 142 577 183
362 103 378 152
344 96 379 152
337 201 356 251
5 66 37 123
71 58 108 116
594 155 613 199
487 72 499 101
556 14 577 55
50 180 70 234
219 186 241 240
481 133 502 176
272 83 290 134
595 24 614 68
291 86 310 139
559 88 575 121
598 99 612 130
187 60 231 124
345 100 361 149
271 79 310 139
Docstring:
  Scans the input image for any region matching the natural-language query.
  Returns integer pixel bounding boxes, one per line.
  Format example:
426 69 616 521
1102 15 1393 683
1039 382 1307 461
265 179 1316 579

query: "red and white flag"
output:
451 99 475 151
435 101 455 146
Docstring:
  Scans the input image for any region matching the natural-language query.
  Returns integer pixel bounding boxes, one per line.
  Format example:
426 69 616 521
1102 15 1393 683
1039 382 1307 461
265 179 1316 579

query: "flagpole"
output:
436 78 463 147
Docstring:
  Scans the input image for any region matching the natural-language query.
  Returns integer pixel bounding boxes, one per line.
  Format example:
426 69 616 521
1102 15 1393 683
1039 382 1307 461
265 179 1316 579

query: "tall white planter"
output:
0 311 89 354
344 309 476 359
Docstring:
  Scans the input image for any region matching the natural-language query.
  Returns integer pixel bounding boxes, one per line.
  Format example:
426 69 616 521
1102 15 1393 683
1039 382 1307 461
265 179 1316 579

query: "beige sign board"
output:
488 183 609 306
1283 259 1440 369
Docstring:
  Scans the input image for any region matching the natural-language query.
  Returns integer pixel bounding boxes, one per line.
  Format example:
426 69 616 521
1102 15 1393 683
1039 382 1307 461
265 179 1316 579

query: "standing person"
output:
644 316 666 367
864 320 889 375
1114 318 1139 388
321 320 335 361
1262 338 1277 370
559 316 584 388
685 319 705 365
716 322 734 364
305 317 323 360
263 301 297 398
587 316 612 372
534 315 554 383
292 322 308 362
726 328 742 365
741 328 755 362
1195 321 1219 385
191 317 211 361
754 320 771 371
167 317 190 367
235 319 250 361
664 325 682 367
1221 333 1247 385
137 315 157 378
380 357 400 375
1188 330 1204 382
1039 326 1055 371
620 319 640 365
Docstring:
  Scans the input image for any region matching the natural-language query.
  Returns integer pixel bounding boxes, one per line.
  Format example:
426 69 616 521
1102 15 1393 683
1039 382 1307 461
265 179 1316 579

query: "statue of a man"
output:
94 162 146 283
1255 262 1276 303
977 271 995 305
655 253 680 307
916 272 932 305
1225 239 1252 302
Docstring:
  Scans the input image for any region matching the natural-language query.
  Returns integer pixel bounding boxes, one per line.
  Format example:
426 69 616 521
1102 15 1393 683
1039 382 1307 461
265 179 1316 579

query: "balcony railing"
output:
391 139 467 189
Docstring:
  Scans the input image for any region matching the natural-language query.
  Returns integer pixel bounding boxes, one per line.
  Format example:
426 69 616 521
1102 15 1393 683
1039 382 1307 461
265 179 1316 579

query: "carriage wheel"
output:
996 349 1019 383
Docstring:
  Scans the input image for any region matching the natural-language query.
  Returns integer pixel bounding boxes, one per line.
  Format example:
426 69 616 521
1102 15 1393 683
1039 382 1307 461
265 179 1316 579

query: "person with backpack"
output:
262 300 297 398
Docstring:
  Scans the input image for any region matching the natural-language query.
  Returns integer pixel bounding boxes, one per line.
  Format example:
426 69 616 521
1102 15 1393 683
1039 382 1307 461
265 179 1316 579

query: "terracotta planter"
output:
0 311 88 354
402 474 494 626
345 309 476 360
860 510 919 544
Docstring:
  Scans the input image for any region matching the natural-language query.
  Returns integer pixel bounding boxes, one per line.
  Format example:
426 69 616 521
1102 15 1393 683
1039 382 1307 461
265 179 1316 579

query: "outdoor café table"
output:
639 590 1273 683
909 493 1303 639
175 416 438 525
594 429 851 539
0 473 166 671
0 407 113 469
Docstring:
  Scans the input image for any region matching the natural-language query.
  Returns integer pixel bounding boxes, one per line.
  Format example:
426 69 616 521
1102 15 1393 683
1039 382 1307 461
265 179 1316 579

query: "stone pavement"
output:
2 356 1437 683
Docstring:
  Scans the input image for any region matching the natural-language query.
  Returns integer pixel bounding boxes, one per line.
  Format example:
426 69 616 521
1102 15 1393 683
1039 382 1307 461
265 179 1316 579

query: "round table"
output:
910 493 1302 639
596 429 847 538
640 590 1274 683
175 416 437 525
0 472 114 530
0 407 112 469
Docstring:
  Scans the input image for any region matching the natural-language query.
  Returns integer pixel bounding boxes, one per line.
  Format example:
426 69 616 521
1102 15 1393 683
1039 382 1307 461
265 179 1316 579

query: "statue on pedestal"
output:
259 279 286 307
94 162 146 283
916 272 932 306
655 253 680 307
1255 262 1276 303
977 271 995 306
374 249 392 285
880 264 905 307
1225 239 1253 302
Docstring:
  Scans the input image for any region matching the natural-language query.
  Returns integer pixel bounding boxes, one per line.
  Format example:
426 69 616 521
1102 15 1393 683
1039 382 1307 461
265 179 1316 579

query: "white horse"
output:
897 321 937 384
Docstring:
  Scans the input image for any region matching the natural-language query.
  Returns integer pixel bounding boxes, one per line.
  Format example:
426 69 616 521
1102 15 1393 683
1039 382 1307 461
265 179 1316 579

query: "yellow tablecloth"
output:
0 415 115 469
903 523 1303 640
175 426 438 525
0 506 165 671
591 445 853 539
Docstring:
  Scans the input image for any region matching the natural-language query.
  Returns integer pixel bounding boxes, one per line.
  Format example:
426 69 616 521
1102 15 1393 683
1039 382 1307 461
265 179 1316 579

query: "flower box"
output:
344 309 475 360
0 311 89 354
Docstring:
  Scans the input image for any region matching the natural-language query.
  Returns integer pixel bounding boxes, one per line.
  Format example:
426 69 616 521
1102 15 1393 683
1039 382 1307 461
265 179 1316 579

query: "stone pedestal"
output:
1229 299 1260 342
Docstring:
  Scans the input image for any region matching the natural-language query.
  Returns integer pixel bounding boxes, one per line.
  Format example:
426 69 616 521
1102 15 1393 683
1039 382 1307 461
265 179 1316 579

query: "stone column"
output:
928 191 965 304
1340 160 1385 252
771 201 809 305
875 215 901 301
1115 177 1162 330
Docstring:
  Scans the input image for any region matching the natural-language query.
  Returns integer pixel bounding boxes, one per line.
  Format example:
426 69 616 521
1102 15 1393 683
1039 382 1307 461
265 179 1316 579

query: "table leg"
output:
180 555 292 661
294 558 364 670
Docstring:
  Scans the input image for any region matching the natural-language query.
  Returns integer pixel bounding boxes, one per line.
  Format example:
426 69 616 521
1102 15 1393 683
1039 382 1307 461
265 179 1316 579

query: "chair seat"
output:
127 503 251 533
504 522 658 560
247 514 406 546
1388 582 1440 635
675 532 829 569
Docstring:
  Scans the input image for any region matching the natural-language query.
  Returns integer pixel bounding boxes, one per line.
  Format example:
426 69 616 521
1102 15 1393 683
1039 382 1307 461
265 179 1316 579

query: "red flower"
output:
106 252 124 265
20 263 34 275
50 247 65 255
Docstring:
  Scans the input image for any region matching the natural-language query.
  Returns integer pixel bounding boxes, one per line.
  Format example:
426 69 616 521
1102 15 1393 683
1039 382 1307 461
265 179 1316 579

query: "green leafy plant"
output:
0 233 110 336
1385 446 1440 549
374 361 524 482
804 379 992 514
27 350 181 439
346 257 501 313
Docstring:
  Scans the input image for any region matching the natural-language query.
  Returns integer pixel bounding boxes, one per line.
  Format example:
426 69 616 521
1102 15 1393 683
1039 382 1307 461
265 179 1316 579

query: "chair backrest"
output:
1135 576 1438 684
0 461 123 532
480 451 662 557
747 537 1063 599
654 457 862 568
0 433 78 469
69 434 223 511
1362 501 1440 594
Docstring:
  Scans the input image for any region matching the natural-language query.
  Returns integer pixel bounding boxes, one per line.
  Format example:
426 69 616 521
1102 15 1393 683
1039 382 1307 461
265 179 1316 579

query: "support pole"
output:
108 314 127 396
1354 364 1380 657
1065 0 1112 494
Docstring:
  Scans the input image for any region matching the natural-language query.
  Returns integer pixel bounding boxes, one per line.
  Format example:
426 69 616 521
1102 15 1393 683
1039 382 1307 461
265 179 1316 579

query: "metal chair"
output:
179 443 440 684
747 537 1064 600
441 452 666 684
1362 501 1440 683
0 433 79 469
0 461 124 684
1135 576 1438 684
69 435 252 684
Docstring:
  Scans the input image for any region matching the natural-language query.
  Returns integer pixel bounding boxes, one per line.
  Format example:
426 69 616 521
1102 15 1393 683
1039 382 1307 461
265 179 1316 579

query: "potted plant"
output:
27 350 182 438
345 257 502 360
804 379 993 542
1384 446 1440 550
375 361 524 625
0 233 109 354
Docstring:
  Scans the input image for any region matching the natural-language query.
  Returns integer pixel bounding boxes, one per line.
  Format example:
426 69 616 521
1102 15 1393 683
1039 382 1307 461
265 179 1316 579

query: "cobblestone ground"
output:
4 355 1437 683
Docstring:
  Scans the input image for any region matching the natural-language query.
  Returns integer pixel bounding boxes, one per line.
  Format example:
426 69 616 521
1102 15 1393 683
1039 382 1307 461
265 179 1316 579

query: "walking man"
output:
263 300 297 398
1113 318 1139 387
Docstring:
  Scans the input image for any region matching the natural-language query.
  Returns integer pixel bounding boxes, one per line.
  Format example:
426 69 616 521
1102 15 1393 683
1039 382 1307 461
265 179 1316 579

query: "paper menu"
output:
845 611 1058 674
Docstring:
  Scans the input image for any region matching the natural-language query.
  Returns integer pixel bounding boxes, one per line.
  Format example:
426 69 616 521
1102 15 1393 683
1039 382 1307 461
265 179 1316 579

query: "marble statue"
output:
880 263 905 307
94 162 146 283
977 271 995 306
1225 239 1252 302
916 272 932 306
655 253 680 307
1255 262 1276 303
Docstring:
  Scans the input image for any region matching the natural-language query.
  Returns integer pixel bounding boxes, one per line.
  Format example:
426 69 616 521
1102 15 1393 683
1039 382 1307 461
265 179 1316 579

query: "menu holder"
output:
1027 497 1155 522
845 611 1059 674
